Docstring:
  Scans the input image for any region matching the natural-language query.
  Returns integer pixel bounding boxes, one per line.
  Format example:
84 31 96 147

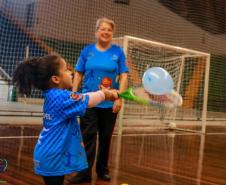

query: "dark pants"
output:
80 107 117 176
43 176 64 185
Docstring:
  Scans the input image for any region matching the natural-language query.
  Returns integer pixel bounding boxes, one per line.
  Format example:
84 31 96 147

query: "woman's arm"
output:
118 73 128 93
113 72 128 113
72 71 83 92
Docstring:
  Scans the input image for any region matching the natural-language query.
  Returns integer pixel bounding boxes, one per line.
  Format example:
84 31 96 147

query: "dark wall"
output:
159 0 226 34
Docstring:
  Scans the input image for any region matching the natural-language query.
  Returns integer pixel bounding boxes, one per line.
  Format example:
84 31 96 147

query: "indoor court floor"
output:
1 122 226 185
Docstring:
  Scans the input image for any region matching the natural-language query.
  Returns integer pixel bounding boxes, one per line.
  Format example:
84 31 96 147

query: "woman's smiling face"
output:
96 22 113 44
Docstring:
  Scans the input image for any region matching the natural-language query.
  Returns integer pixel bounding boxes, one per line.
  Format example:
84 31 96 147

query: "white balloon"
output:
142 67 174 95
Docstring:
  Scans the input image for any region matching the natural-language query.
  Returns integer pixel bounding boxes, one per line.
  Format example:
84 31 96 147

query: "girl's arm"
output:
86 91 105 107
86 90 118 108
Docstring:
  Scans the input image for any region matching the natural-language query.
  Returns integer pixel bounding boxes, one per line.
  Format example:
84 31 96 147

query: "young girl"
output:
13 54 118 185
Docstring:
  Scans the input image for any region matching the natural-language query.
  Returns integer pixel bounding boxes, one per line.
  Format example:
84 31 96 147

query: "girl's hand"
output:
102 89 119 101
99 85 119 101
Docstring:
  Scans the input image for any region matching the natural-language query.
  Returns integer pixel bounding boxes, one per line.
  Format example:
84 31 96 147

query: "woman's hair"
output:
13 53 62 96
95 17 115 32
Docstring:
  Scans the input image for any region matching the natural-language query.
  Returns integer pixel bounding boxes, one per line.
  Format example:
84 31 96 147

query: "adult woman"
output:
69 18 128 183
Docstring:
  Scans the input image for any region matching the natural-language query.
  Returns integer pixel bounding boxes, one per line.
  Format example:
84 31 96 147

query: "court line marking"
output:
113 133 201 136
113 132 226 136
0 136 39 139
206 132 226 135
1 132 226 139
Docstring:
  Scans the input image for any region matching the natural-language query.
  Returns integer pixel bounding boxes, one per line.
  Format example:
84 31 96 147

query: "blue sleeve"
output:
61 91 89 119
118 47 129 74
75 46 87 72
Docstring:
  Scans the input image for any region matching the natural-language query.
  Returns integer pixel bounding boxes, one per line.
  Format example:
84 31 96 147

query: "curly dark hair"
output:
13 54 62 95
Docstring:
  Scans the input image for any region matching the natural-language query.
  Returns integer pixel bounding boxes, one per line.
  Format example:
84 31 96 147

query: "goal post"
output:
113 35 210 134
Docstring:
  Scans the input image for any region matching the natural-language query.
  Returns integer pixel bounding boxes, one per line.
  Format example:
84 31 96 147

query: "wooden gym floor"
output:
0 124 226 185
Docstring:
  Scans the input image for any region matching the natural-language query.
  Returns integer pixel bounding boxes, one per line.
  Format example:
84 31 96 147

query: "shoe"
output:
68 175 91 184
97 173 111 181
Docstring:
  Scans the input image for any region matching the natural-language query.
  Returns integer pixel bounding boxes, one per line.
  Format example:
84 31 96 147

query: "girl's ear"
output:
51 75 60 84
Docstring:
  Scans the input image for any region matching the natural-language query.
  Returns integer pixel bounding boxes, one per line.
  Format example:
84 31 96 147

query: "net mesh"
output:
1 1 226 184
0 0 226 133
109 133 204 184
113 36 210 133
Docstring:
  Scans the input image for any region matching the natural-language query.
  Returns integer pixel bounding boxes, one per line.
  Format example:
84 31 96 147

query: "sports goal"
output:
113 36 210 134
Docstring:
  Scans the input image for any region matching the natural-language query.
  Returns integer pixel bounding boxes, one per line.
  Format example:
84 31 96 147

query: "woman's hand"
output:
99 84 123 113
112 98 123 113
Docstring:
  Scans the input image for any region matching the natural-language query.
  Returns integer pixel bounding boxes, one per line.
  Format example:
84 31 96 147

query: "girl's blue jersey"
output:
75 44 129 108
34 88 89 176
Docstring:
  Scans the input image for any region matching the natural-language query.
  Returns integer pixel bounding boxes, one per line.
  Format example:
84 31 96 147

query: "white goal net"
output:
113 36 210 134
